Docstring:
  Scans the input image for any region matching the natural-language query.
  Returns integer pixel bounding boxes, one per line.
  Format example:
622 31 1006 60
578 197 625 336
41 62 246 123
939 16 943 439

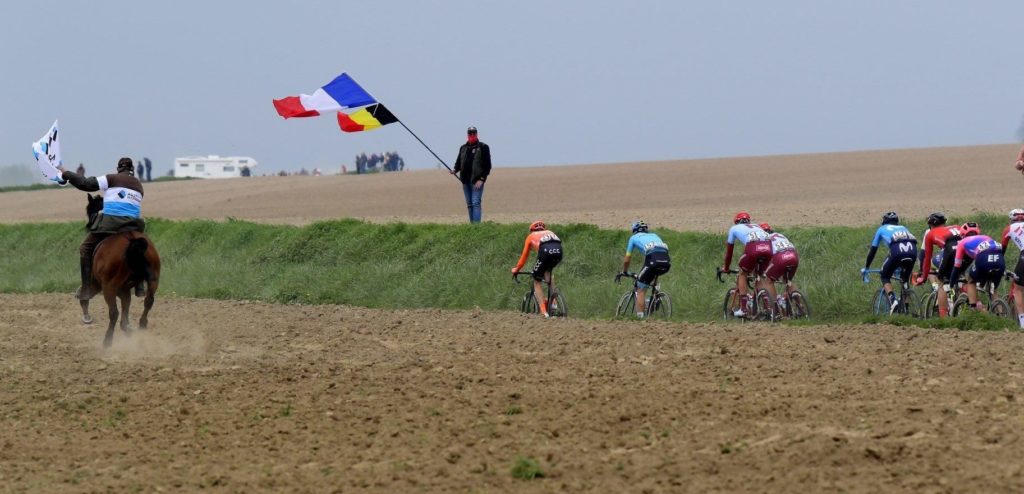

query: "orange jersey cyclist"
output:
722 211 771 318
914 212 962 317
620 220 670 318
511 221 563 317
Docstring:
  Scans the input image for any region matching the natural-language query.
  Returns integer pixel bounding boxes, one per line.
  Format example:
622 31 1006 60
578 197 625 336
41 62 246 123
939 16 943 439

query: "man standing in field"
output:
452 126 491 223
1015 144 1024 173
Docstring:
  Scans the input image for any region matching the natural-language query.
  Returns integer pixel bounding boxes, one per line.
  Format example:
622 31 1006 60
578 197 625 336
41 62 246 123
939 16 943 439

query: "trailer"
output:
174 155 257 179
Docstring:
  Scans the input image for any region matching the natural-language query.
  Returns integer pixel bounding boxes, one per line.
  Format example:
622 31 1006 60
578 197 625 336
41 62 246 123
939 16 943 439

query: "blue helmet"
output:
631 220 648 234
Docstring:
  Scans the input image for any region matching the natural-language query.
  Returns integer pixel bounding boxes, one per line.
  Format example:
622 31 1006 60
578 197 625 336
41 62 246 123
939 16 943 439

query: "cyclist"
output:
862 211 917 313
1001 209 1024 327
620 220 670 318
721 212 771 318
759 223 800 312
912 212 962 317
511 221 563 318
949 222 1004 313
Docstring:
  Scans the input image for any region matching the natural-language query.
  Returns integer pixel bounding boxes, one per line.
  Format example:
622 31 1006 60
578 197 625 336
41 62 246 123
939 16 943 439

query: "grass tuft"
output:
511 456 544 480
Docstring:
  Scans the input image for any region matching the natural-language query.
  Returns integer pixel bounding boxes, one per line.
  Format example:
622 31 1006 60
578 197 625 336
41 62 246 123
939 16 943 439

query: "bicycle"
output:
1003 271 1020 320
513 272 567 317
768 277 812 320
918 271 963 319
614 272 672 319
950 276 1010 317
717 268 776 322
862 268 920 317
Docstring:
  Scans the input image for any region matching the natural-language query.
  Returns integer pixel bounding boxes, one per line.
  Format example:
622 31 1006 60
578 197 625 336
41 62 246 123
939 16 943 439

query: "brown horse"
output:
81 194 161 348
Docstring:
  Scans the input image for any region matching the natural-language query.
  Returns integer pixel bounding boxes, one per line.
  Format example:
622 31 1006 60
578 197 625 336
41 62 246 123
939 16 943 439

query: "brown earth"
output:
1 144 1020 231
3 293 1024 493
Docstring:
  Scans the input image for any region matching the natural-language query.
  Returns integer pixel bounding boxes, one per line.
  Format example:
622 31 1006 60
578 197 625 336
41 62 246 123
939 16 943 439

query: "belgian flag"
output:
337 103 399 132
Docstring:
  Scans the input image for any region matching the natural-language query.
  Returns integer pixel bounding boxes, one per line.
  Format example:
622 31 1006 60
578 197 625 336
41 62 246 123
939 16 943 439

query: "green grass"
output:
0 183 50 193
0 214 1019 328
510 457 544 480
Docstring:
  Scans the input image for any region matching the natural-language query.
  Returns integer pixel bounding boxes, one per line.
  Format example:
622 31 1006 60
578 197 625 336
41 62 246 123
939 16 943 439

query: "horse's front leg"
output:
103 288 118 349
79 299 93 325
118 291 133 336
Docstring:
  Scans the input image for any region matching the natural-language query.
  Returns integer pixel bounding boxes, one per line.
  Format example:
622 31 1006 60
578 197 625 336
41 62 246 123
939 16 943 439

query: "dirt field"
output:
2 293 1024 493
0 144 1019 230
5 145 1024 492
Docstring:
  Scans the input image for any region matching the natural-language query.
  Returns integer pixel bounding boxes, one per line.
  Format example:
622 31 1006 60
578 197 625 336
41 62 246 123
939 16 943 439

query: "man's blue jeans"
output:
462 182 484 223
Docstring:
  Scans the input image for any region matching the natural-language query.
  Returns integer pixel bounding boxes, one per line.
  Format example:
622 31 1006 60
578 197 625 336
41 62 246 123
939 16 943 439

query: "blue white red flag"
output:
273 73 377 118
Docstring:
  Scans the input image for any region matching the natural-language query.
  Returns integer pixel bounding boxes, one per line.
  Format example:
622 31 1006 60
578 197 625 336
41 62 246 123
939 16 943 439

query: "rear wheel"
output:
549 290 568 318
871 289 889 316
722 288 740 320
755 289 775 322
951 293 971 316
899 288 920 318
649 292 672 319
616 290 636 318
921 290 939 319
788 291 811 319
521 291 539 314
990 298 1010 319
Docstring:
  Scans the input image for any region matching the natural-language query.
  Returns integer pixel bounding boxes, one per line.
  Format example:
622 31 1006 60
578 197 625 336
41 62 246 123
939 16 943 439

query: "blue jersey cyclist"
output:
861 211 917 312
619 220 671 318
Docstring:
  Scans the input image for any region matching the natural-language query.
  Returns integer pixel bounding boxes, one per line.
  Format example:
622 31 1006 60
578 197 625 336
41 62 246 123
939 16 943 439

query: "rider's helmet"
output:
961 222 981 237
734 211 751 224
529 220 546 232
881 211 899 225
1009 209 1024 222
631 220 648 234
758 222 773 233
926 212 947 227
116 157 135 176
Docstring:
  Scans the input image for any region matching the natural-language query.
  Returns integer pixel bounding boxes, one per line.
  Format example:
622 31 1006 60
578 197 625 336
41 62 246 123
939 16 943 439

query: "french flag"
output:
273 73 377 118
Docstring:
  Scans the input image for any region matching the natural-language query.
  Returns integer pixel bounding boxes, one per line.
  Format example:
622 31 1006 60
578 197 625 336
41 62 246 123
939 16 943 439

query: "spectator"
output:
299 167 309 176
451 126 491 223
1015 144 1024 174
313 167 322 176
356 152 367 174
143 157 153 182
76 163 85 176
368 153 380 171
240 165 251 177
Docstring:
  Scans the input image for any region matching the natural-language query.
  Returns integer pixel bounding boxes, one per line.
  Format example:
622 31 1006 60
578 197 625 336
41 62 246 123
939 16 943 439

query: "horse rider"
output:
57 157 147 300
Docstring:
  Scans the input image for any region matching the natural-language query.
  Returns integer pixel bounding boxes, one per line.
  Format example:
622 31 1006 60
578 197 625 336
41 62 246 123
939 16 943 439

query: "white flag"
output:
32 120 67 186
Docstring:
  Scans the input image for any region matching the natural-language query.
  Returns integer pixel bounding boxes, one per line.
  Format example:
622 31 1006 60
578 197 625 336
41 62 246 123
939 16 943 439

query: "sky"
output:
2 0 1023 179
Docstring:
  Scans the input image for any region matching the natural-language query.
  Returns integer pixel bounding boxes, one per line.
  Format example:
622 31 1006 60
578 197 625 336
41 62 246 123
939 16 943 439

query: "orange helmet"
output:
960 222 980 237
734 211 751 224
529 220 546 232
758 222 772 233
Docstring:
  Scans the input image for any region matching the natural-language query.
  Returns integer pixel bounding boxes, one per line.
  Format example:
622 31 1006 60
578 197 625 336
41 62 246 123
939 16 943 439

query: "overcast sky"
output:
2 0 1022 177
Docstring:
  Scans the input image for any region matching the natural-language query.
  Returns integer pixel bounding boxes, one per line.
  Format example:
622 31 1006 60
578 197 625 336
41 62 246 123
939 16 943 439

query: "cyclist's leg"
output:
530 257 548 316
878 253 898 296
1014 253 1024 327
636 252 668 317
935 243 957 316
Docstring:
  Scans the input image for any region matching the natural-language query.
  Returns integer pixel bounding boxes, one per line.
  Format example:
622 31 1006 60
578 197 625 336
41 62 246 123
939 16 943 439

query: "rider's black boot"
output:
76 257 92 301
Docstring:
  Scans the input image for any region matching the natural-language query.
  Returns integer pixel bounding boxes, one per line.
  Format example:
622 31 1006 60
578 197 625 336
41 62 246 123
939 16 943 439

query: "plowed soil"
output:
3 293 1024 493
0 144 1019 231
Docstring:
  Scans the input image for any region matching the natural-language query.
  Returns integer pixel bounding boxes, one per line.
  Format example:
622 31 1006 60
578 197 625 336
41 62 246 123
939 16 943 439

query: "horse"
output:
81 194 161 348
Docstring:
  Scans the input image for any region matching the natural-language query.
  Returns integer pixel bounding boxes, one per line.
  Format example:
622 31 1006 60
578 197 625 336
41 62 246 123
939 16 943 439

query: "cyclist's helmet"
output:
960 222 981 237
529 220 546 232
926 211 946 227
1010 209 1024 222
734 211 751 224
631 220 648 234
758 222 773 233
881 211 899 225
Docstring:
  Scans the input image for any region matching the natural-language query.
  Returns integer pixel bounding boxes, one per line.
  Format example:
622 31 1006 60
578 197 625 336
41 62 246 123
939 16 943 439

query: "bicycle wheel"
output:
921 290 939 319
755 289 776 322
788 291 811 319
521 291 539 314
722 288 739 320
951 293 971 316
649 292 672 319
900 288 920 318
870 289 889 316
616 290 636 318
990 298 1011 319
549 290 568 318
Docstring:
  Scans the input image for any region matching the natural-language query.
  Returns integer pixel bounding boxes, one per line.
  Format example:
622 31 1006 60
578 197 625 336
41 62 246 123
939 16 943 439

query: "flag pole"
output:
395 120 457 177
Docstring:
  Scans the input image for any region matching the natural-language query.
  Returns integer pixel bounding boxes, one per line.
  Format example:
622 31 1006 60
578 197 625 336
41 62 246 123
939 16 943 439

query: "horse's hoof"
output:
82 315 93 325
103 337 113 349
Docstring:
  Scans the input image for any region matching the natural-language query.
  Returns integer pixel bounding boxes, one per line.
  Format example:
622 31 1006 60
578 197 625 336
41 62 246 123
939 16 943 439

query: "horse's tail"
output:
125 237 151 282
